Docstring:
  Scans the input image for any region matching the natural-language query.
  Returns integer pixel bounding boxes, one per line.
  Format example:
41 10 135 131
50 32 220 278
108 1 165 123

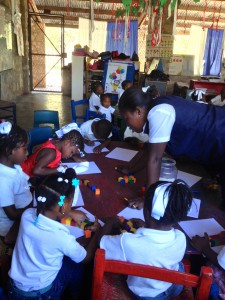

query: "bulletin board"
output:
146 34 173 59
102 61 135 95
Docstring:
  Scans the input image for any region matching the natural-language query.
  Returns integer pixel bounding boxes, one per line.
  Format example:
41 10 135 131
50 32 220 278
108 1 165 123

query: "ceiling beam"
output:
178 4 225 14
138 12 146 28
28 0 42 22
177 15 225 23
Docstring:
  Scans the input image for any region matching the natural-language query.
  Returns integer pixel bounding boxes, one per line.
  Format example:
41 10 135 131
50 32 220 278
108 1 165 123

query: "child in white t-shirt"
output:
210 88 225 107
99 94 115 122
89 82 104 112
118 80 133 103
80 118 112 153
0 121 32 238
9 168 101 299
100 180 192 299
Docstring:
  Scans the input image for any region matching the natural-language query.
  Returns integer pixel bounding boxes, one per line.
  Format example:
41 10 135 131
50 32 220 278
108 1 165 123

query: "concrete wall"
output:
0 0 29 101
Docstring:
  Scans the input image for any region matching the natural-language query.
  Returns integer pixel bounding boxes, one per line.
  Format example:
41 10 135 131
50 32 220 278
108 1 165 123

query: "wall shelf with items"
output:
85 57 104 98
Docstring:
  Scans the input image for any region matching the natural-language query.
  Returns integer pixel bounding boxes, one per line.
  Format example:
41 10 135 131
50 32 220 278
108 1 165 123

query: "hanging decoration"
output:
202 0 207 31
216 0 222 32
122 0 132 45
11 0 24 56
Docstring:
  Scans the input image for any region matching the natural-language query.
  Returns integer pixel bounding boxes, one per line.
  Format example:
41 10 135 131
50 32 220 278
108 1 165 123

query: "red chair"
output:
92 249 213 300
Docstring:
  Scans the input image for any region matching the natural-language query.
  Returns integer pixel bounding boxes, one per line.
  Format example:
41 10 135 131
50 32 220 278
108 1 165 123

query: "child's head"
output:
191 89 205 102
146 85 160 99
122 80 133 90
92 119 112 140
35 168 78 220
60 129 84 159
100 93 112 108
144 180 192 227
119 87 150 133
0 121 28 164
221 88 225 100
91 82 104 95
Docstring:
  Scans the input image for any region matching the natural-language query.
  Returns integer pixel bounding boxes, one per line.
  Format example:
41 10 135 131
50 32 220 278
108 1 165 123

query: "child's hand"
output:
86 217 101 232
191 233 211 252
72 155 88 163
128 197 144 210
129 218 146 228
68 210 88 226
85 140 95 146
93 145 102 153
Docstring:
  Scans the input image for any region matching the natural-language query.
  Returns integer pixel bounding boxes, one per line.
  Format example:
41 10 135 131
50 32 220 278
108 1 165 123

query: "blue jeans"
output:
8 256 84 300
133 262 184 300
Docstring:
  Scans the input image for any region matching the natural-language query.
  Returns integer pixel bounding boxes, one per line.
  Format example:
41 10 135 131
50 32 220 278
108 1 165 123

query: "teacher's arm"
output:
147 142 167 189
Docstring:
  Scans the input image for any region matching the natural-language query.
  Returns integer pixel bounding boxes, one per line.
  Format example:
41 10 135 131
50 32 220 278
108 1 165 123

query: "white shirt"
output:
124 127 149 143
89 92 101 111
9 208 86 291
211 95 225 107
98 105 115 122
146 104 176 143
217 246 225 269
118 89 124 101
0 164 32 236
100 227 186 297
80 118 112 141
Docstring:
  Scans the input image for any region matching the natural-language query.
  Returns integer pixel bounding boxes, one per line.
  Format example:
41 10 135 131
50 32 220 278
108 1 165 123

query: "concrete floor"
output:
15 92 73 131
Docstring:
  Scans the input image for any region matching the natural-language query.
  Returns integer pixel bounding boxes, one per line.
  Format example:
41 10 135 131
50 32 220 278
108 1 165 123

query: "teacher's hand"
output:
128 197 144 210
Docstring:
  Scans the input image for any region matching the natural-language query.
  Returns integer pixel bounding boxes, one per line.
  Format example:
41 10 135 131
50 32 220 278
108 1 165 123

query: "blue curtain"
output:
203 29 224 76
106 20 138 57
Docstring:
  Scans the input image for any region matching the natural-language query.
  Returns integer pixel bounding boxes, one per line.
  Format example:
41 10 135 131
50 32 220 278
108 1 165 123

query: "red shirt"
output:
21 140 61 177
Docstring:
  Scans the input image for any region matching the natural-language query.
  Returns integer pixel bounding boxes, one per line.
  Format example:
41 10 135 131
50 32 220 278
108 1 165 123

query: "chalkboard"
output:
0 5 13 72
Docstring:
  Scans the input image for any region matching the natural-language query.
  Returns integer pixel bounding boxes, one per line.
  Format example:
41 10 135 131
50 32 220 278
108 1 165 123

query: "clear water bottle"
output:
159 157 177 182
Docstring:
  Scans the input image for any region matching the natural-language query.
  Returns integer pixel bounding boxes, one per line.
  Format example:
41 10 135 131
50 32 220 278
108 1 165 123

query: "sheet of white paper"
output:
84 141 109 153
177 170 201 187
64 207 104 239
72 186 84 207
117 207 144 221
105 147 138 162
179 218 225 239
63 161 101 174
187 198 201 218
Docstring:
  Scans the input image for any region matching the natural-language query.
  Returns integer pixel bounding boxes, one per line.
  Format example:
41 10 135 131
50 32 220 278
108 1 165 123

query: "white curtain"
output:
187 25 207 75
78 18 107 53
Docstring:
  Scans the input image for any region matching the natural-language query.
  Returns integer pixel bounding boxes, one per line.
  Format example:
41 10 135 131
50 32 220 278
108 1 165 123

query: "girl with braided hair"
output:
100 180 192 299
21 123 85 178
0 121 32 238
9 168 101 300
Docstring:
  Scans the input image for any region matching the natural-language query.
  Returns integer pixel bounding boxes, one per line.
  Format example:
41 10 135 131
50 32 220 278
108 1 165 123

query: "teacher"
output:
118 87 225 208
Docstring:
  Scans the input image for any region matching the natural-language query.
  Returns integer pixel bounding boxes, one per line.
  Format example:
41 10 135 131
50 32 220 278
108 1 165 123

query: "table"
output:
0 100 16 124
189 80 225 101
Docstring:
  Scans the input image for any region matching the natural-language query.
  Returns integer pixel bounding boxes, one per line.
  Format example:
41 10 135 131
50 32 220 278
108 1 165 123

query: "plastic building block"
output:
91 185 96 191
95 188 100 195
61 217 76 226
84 229 91 238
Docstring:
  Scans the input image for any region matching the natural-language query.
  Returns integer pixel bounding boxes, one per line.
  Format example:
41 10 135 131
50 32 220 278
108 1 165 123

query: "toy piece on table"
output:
61 217 77 226
80 179 100 196
137 185 146 198
118 175 136 185
209 231 225 247
117 216 139 233
80 219 94 230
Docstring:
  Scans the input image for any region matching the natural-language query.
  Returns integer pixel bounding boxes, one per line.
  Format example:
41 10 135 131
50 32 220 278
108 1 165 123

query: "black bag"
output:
147 70 169 82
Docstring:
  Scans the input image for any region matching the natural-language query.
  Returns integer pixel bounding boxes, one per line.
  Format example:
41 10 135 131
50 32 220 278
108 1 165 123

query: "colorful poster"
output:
146 34 174 58
104 62 128 94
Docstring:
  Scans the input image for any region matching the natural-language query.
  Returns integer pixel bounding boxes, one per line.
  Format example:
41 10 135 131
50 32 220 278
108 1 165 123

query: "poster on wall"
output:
104 62 128 94
146 34 174 58
169 56 183 75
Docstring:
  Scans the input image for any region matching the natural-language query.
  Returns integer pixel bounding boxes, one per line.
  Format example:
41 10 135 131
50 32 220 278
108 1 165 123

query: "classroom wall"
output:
0 0 29 101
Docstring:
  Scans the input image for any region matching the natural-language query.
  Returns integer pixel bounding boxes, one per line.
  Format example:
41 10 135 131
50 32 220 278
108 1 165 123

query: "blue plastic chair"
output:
33 110 60 131
71 99 89 126
85 109 106 120
27 127 53 155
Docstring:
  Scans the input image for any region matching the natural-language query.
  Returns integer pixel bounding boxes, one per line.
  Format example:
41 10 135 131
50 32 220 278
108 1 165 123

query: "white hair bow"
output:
151 183 170 220
57 177 68 183
0 122 12 135
55 123 81 138
37 196 47 203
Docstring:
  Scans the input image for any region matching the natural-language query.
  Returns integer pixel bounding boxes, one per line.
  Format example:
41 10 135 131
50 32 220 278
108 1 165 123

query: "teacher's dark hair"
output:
118 87 151 113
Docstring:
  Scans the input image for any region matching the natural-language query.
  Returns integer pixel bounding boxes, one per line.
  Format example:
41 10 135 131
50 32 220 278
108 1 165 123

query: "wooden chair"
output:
92 249 213 300
33 110 60 131
27 126 53 155
71 99 89 126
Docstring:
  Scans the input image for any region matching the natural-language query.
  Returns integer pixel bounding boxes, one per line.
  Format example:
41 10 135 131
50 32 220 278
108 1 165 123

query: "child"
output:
8 168 101 300
118 80 133 102
100 180 192 299
21 124 85 177
89 81 104 112
190 89 207 104
99 93 115 122
210 88 225 107
80 118 112 153
0 121 32 238
191 232 225 299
